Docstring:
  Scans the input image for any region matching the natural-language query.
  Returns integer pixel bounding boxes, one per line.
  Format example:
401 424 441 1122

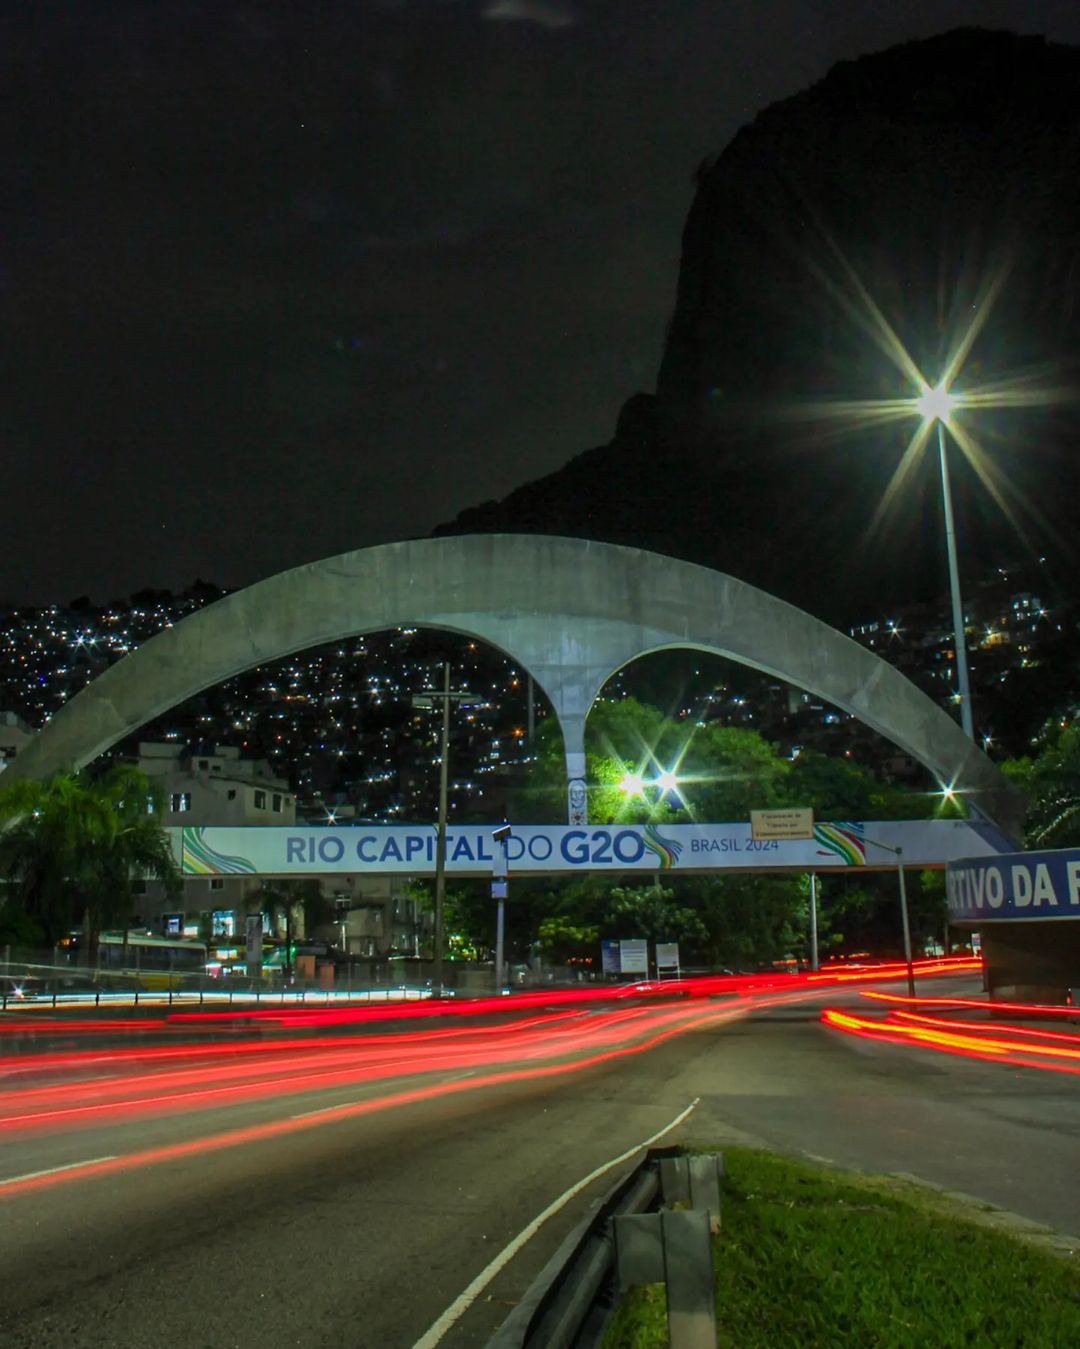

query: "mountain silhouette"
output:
438 29 1080 626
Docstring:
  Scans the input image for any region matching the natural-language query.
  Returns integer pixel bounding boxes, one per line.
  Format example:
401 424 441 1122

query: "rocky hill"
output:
438 29 1080 626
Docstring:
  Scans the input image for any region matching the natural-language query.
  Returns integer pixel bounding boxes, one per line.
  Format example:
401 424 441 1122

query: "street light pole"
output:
433 662 451 1000
936 420 975 740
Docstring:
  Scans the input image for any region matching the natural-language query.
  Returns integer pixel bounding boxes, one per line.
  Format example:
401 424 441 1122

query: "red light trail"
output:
822 992 1080 1075
0 958 980 1201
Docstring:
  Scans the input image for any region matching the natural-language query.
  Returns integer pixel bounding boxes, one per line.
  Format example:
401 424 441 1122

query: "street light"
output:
914 382 974 740
619 768 682 801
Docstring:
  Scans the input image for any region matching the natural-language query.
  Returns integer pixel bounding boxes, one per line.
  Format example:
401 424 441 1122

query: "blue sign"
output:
947 847 1080 923
601 939 621 975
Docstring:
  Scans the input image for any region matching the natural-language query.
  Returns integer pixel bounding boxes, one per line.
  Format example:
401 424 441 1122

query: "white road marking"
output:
411 1096 701 1349
290 1069 477 1120
0 1156 117 1187
290 1102 360 1120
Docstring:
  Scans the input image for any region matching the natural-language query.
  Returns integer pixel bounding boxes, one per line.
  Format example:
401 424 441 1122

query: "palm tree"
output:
84 764 182 968
0 772 101 945
0 765 180 962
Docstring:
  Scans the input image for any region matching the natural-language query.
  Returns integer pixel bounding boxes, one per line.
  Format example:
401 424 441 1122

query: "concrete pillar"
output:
981 922 1080 1005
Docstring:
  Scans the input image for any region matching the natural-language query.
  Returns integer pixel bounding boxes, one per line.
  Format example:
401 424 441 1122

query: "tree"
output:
1006 722 1080 848
0 772 101 944
0 766 179 956
405 878 492 960
253 878 324 975
520 697 793 824
679 873 807 969
84 764 182 964
602 884 707 950
536 915 599 964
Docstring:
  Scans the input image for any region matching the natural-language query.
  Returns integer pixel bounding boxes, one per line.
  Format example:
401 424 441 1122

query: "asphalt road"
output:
1 979 1078 1348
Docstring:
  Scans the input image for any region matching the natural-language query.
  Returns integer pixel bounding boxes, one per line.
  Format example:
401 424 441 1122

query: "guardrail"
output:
0 978 436 1012
487 1146 723 1349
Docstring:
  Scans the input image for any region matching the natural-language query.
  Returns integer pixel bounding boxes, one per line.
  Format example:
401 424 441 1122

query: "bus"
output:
64 931 208 990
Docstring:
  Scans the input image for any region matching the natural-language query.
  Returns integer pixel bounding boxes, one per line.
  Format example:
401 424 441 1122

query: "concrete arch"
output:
6 535 1023 836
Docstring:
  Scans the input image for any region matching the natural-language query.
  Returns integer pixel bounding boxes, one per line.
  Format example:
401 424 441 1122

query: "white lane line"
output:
288 1063 477 1116
0 1156 117 1187
411 1096 701 1349
290 1102 361 1120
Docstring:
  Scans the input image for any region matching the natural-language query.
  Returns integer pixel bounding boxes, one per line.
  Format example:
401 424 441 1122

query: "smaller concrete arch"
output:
6 535 1024 837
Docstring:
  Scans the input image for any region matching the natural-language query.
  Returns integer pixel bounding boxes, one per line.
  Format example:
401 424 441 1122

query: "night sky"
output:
6 1 1080 605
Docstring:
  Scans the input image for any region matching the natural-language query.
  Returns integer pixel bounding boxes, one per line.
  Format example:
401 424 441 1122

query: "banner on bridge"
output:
175 818 1012 878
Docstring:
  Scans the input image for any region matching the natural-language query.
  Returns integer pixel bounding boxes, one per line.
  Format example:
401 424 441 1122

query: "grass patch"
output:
604 1149 1080 1348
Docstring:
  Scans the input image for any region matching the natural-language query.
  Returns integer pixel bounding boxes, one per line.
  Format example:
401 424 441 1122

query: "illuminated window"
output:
170 792 191 812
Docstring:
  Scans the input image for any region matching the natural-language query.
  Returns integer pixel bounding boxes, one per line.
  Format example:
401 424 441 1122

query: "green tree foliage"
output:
783 751 940 820
537 915 599 963
0 766 179 947
1004 722 1080 848
679 873 806 968
604 884 708 947
405 877 492 959
256 878 326 967
506 697 955 969
521 696 939 825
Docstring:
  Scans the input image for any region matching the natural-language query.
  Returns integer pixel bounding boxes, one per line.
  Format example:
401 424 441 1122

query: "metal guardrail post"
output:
612 1208 717 1346
485 1148 724 1349
659 1153 723 1231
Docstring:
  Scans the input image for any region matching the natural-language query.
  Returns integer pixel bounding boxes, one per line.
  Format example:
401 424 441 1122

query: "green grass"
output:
603 1149 1080 1348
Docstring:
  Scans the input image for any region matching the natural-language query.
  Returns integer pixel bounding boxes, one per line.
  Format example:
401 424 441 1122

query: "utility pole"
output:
808 873 819 972
413 662 470 1000
863 834 916 999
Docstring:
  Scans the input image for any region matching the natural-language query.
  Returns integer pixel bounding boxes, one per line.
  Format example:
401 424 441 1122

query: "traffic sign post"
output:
492 825 511 993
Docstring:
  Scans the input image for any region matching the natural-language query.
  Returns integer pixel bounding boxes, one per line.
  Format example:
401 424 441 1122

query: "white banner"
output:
174 818 1013 878
619 939 649 975
655 942 680 970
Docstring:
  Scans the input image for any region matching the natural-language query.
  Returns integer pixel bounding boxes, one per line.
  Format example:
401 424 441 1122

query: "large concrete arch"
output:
6 535 1023 836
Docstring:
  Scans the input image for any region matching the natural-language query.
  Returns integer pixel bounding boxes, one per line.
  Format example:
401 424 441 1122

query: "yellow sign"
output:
750 808 814 840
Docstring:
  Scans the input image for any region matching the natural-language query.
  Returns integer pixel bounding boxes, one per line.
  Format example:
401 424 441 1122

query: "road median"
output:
604 1148 1080 1347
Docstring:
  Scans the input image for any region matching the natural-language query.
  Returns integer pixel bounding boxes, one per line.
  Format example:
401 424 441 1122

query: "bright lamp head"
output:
619 772 644 796
915 384 957 424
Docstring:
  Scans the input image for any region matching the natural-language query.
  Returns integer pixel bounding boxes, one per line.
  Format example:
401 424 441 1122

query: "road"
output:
1 976 1078 1348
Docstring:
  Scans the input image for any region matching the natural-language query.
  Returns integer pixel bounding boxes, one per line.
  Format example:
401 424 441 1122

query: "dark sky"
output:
6 1 1080 605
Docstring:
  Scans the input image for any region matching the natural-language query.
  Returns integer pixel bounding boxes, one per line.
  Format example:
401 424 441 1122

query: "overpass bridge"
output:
4 535 1023 839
